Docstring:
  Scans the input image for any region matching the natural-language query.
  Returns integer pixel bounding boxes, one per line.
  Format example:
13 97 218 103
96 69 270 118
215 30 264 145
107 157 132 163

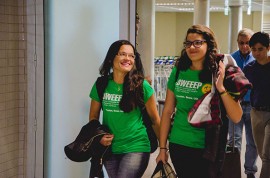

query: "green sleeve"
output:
89 82 100 102
167 67 177 92
143 80 154 103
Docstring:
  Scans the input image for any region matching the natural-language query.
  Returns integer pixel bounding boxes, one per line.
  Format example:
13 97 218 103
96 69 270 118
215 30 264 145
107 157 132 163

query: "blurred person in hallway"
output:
228 28 258 178
156 24 243 178
243 31 270 178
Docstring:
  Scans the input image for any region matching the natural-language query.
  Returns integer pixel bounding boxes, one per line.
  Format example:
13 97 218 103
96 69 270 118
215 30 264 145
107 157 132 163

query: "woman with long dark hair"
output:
156 25 242 178
89 40 160 178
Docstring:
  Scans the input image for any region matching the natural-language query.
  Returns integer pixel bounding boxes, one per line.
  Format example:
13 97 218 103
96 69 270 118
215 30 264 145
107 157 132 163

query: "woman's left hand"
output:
215 60 242 123
100 134 114 146
215 60 226 92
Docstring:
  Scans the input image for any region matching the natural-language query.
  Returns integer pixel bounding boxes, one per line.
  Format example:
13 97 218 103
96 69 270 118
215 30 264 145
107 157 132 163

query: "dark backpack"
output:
95 76 158 153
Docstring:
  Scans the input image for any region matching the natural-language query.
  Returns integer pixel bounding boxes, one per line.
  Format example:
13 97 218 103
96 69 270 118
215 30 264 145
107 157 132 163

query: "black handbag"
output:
151 161 177 178
221 124 241 178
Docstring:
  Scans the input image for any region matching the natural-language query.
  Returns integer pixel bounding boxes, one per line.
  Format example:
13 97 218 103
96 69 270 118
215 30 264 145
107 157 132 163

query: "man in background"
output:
243 31 270 178
228 28 258 178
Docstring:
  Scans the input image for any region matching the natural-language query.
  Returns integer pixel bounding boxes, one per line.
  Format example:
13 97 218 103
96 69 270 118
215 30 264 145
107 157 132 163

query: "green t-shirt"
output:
167 67 212 148
90 78 154 154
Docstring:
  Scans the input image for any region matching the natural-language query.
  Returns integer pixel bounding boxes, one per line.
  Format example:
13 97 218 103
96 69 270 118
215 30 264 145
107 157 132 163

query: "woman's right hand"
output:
156 148 169 164
100 134 114 146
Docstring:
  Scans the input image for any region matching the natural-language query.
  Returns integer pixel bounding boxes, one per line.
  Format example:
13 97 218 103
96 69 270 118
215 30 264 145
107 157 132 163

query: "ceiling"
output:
155 0 270 13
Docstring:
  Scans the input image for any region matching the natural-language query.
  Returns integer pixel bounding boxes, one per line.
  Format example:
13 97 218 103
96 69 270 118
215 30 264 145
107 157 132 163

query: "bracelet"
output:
159 147 168 150
219 90 227 96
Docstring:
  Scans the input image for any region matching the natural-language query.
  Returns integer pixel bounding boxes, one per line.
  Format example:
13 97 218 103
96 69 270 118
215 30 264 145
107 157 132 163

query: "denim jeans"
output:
228 103 258 174
104 152 150 178
250 109 270 178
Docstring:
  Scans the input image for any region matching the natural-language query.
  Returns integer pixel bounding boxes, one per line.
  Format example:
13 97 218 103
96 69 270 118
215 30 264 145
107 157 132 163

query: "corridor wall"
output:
155 11 262 56
45 1 119 177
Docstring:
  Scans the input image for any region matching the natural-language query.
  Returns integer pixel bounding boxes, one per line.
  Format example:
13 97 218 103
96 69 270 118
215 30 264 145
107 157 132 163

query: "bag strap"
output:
210 74 215 94
96 75 109 109
232 123 236 153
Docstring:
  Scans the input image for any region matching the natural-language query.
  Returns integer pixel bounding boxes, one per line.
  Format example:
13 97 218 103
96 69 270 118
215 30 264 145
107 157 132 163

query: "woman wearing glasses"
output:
89 40 160 178
156 25 242 178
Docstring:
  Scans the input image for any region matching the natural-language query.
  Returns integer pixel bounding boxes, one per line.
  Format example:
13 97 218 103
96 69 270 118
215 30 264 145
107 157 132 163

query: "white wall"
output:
45 1 119 177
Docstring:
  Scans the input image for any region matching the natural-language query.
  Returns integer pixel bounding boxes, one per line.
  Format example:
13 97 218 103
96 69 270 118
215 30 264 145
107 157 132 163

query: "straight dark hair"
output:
249 31 270 48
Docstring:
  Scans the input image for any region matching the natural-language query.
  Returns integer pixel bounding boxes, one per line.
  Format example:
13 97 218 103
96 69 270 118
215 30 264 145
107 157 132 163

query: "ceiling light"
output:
247 0 252 15
155 3 194 6
224 0 229 15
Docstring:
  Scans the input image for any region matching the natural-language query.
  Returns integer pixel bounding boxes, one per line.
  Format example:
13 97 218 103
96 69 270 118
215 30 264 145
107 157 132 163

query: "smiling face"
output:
113 45 135 74
185 33 208 65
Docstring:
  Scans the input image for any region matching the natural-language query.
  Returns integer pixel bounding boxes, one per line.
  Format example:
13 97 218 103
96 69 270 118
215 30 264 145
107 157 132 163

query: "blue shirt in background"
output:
231 50 255 102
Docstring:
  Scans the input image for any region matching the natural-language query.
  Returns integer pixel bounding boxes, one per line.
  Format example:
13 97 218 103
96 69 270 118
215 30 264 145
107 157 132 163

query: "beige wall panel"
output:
175 13 193 56
264 13 270 21
210 12 230 53
155 12 177 56
156 12 261 55
252 12 263 32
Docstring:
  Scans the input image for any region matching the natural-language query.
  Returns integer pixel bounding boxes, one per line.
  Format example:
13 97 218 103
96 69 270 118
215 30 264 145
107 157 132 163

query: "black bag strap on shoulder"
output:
175 68 180 82
96 75 109 108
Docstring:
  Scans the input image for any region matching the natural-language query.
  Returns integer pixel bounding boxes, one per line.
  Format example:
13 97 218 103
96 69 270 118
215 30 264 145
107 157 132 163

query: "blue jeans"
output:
250 109 270 178
228 103 258 174
104 152 150 178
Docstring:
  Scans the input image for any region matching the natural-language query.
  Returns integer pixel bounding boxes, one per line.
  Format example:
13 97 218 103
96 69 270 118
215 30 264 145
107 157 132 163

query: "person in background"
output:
228 28 258 178
89 40 160 178
243 31 270 178
156 24 242 178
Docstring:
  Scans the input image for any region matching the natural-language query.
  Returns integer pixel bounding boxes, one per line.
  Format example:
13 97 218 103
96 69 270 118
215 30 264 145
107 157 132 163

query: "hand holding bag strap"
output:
151 161 177 178
163 162 177 178
151 161 164 178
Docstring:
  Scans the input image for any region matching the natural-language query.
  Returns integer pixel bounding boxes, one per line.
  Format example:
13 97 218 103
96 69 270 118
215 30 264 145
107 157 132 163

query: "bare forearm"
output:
89 100 101 121
159 112 173 148
220 93 242 123
152 121 160 140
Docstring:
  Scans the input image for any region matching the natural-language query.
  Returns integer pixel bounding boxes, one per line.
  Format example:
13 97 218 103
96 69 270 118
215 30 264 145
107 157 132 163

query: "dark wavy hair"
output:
249 31 270 48
175 24 220 82
99 40 145 112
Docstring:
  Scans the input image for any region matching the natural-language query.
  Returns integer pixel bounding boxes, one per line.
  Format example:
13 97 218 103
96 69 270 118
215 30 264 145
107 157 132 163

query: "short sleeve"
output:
167 67 177 92
89 82 100 102
143 80 154 103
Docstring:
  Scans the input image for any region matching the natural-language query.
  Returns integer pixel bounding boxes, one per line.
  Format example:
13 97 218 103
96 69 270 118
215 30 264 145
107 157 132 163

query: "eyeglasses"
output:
183 40 206 48
117 52 135 59
238 41 249 46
